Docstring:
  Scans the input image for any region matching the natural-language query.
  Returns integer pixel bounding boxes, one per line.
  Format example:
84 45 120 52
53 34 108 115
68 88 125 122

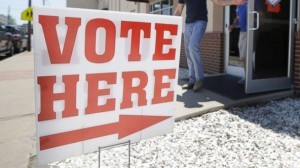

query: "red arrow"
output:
40 115 171 150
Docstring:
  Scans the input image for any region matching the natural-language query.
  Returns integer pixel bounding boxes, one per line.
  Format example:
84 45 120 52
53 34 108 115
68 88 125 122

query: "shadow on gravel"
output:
227 97 300 139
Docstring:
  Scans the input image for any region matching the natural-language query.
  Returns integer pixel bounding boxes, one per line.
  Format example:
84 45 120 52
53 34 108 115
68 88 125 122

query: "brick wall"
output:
294 32 300 95
202 32 224 73
179 36 188 68
179 32 224 74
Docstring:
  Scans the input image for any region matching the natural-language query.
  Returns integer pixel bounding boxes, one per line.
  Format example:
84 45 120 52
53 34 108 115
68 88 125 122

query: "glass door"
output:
225 6 245 77
246 0 296 93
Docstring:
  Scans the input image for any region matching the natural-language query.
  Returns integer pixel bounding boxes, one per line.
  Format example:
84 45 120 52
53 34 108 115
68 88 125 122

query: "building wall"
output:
67 0 98 9
171 1 224 32
63 0 300 93
205 4 225 73
66 0 225 33
177 1 225 73
298 2 300 32
295 3 300 94
294 32 300 95
207 1 224 32
67 0 147 13
201 32 224 73
109 0 147 13
179 32 224 74
295 0 300 94
0 15 8 24
98 0 109 10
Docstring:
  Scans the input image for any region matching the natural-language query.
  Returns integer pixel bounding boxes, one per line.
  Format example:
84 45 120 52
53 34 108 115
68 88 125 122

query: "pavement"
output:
0 51 294 168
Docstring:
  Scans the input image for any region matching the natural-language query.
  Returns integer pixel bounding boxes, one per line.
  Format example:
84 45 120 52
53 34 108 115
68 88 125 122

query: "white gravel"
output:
50 98 300 168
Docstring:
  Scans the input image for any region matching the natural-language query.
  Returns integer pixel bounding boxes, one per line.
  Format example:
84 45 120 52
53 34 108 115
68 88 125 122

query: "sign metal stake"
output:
98 140 131 168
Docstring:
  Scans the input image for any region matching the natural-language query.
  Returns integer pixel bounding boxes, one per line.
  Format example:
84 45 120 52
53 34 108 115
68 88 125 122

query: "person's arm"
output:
174 3 185 16
229 16 239 32
211 0 245 6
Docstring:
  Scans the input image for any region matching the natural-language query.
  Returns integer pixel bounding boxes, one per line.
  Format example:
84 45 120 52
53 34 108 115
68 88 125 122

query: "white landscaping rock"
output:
49 98 300 168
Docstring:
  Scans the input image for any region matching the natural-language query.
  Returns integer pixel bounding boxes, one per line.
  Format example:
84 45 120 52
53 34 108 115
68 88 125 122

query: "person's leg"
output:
182 23 195 89
188 21 207 91
238 31 247 84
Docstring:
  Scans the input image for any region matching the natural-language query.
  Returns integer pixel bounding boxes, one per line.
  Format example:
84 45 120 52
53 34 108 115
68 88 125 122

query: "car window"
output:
6 26 22 34
6 26 15 33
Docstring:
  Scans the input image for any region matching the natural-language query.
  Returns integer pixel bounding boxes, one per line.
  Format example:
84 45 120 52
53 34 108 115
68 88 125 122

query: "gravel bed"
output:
50 98 300 168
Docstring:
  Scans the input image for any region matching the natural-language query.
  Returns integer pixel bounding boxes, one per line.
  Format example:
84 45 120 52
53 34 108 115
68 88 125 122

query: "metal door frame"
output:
245 0 296 93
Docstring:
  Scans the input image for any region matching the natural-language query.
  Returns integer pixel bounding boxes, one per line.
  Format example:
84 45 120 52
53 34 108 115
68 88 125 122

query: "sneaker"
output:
182 83 194 90
238 78 245 85
193 80 203 92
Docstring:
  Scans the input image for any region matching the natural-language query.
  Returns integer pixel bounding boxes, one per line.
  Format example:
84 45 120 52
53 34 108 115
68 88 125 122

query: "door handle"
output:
249 11 260 31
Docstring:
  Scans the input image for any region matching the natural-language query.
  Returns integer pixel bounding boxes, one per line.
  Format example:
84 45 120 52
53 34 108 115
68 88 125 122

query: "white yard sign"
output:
34 7 182 166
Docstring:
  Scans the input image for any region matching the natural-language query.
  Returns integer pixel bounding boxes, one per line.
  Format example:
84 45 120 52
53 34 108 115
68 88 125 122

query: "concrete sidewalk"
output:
0 51 36 168
0 51 293 168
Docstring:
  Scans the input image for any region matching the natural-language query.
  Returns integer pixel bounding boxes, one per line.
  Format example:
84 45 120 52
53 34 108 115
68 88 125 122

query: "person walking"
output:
229 1 248 84
174 0 246 92
229 0 263 84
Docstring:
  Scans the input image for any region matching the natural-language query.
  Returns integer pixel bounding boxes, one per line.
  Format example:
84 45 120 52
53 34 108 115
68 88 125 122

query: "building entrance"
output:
225 0 296 93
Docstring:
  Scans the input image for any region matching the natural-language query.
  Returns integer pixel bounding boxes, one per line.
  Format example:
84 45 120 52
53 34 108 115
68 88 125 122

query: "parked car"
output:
0 23 14 56
5 25 27 53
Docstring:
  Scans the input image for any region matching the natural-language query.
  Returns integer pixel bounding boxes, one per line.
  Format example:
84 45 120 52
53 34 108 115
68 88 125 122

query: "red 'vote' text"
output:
38 15 178 64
